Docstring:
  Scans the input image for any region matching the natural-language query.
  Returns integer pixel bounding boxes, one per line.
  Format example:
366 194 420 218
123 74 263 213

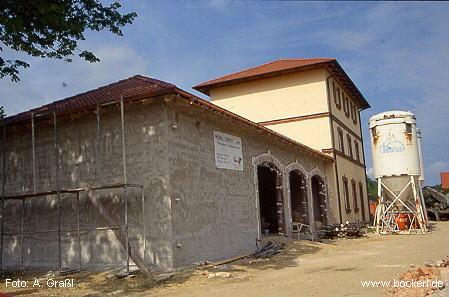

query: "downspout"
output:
325 75 343 224
358 107 370 223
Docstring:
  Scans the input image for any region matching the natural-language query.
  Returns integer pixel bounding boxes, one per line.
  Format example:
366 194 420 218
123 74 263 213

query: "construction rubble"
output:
318 222 367 239
253 241 287 258
423 187 449 221
386 256 449 297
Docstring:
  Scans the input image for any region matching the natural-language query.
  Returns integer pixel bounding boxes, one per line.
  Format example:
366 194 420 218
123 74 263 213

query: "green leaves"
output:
0 0 137 81
0 106 5 119
79 50 100 63
366 177 378 201
0 57 30 82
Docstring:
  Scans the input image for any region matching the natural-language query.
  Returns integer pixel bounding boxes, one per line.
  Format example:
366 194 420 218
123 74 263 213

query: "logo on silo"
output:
379 135 405 154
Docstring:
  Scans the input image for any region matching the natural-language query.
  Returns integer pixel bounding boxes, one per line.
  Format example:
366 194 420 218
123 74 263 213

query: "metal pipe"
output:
119 97 131 272
4 230 59 235
2 184 143 200
3 226 126 236
77 192 81 270
358 108 370 222
21 199 25 270
141 187 145 266
325 75 343 224
376 177 382 233
96 105 101 186
72 226 124 232
1 120 6 270
120 97 127 184
53 112 62 271
124 185 129 273
57 194 61 271
31 113 36 193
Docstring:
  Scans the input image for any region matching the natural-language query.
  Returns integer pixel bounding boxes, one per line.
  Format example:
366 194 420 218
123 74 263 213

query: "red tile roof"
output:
195 58 333 89
193 58 370 109
4 75 333 161
5 75 176 124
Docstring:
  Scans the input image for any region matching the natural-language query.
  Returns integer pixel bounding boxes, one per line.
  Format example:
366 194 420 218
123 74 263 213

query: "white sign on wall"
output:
214 131 243 171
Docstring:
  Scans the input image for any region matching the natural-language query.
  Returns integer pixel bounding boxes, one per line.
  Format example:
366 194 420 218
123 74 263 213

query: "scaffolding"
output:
0 97 149 276
0 184 144 273
374 176 427 235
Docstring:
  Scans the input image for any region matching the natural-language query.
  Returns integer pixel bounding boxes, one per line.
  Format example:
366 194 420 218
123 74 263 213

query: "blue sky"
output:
1 1 448 185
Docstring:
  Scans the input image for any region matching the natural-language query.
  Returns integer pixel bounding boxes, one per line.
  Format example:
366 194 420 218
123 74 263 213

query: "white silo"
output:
369 111 427 234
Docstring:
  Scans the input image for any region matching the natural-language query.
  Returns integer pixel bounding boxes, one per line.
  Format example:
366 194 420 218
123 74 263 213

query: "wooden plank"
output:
197 252 252 270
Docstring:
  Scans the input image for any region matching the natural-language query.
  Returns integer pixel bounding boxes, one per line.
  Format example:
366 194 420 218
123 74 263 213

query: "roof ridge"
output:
5 75 175 122
31 75 174 110
47 75 141 107
195 57 336 88
278 57 336 61
132 74 176 87
197 59 283 86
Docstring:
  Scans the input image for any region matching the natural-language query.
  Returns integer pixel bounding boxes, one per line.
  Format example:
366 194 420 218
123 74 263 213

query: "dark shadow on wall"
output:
289 170 309 224
257 166 279 234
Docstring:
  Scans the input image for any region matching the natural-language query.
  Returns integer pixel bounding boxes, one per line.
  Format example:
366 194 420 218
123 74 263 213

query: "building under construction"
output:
0 58 371 273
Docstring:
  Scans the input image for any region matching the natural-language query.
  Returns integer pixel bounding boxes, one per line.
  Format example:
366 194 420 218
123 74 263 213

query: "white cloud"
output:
425 161 449 186
207 0 233 10
1 2 448 187
0 44 149 116
318 3 449 186
366 167 374 179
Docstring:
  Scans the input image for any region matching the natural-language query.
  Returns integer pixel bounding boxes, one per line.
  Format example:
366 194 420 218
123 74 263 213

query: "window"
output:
343 95 348 115
347 135 353 158
352 179 359 213
338 128 345 153
351 103 357 125
332 82 338 108
343 177 350 212
371 127 377 138
354 141 360 162
335 85 341 110
345 97 350 118
359 182 366 221
406 123 412 134
349 101 353 119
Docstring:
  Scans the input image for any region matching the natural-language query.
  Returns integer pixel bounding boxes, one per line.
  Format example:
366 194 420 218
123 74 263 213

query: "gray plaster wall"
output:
1 98 174 271
0 94 334 272
165 98 330 267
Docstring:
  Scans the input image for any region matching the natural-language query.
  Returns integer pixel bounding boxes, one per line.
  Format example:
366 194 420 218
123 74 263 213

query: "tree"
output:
0 0 137 82
366 177 378 201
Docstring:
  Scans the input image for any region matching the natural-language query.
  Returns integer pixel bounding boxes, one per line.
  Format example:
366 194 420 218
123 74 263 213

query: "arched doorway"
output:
289 170 309 224
311 175 327 227
256 161 284 235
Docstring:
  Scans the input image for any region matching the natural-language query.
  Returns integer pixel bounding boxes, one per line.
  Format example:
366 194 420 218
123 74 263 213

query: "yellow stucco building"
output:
194 58 370 224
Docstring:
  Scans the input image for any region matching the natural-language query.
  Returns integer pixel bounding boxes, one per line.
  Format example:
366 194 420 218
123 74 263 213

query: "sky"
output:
1 1 448 185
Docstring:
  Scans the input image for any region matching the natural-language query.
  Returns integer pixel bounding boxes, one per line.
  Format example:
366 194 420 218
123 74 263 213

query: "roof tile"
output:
193 58 370 109
5 75 175 124
194 58 335 90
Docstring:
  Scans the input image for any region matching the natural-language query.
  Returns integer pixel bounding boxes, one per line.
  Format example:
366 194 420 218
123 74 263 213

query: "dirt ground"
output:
1 222 448 297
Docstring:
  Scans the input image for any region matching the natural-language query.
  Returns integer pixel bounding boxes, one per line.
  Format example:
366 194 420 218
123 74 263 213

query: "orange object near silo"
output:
395 214 410 230
442 172 449 190
369 201 377 216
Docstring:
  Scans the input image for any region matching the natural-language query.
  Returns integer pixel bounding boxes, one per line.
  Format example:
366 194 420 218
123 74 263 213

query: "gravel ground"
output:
1 221 448 297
